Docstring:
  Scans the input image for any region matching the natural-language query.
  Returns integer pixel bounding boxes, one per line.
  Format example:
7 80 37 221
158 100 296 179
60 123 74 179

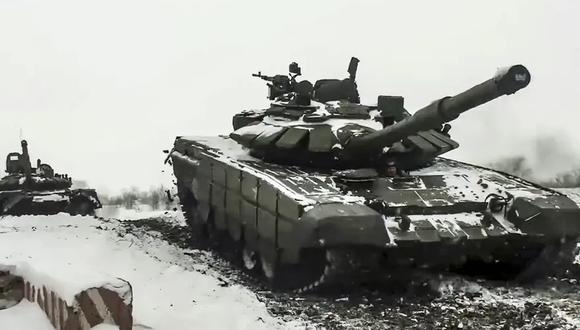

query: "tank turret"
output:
230 59 531 169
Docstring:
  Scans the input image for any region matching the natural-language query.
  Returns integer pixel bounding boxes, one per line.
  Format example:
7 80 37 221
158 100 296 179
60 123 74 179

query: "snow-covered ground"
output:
0 213 302 330
0 300 54 330
2 189 580 329
96 204 178 222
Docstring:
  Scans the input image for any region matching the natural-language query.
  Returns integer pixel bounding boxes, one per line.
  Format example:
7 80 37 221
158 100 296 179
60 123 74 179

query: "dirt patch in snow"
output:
119 216 580 330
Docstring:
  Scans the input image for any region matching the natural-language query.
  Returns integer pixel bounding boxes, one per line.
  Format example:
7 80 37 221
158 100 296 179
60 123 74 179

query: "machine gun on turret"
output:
252 72 291 100
252 61 313 105
252 61 302 100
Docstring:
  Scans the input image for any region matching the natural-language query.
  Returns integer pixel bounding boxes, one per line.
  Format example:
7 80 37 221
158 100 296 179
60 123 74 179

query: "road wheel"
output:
242 246 259 272
261 255 276 280
260 249 328 292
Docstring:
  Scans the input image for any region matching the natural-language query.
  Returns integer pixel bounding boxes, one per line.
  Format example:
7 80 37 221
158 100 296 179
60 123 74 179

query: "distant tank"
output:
0 140 101 216
170 58 580 291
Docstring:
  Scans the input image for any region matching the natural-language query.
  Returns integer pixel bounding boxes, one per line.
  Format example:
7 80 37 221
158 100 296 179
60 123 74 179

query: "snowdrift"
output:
0 213 300 330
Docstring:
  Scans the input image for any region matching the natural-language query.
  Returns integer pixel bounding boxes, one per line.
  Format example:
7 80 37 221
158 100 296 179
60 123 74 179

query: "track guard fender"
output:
0 192 27 214
70 189 102 209
508 196 580 238
279 203 389 264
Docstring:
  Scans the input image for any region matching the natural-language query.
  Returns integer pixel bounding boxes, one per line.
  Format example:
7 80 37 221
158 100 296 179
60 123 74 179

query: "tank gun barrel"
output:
346 64 531 154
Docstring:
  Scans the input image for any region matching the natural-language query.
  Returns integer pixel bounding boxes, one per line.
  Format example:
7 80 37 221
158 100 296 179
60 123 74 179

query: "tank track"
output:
246 242 580 293
277 248 382 293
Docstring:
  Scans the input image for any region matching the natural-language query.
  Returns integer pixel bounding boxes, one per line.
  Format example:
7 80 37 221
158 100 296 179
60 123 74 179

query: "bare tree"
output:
100 185 175 209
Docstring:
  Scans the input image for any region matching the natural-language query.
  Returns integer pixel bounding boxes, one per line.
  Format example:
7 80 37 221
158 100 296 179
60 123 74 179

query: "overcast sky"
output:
1 0 579 194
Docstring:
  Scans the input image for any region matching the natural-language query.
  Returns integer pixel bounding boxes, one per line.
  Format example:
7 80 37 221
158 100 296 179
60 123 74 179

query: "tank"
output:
170 58 580 291
0 140 102 216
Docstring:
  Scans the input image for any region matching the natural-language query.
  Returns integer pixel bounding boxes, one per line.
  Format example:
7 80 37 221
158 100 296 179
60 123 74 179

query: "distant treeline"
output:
488 156 580 188
100 186 175 209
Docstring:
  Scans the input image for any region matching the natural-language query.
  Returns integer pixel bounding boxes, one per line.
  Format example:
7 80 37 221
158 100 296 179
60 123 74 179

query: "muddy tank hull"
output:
0 189 102 216
171 135 580 290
